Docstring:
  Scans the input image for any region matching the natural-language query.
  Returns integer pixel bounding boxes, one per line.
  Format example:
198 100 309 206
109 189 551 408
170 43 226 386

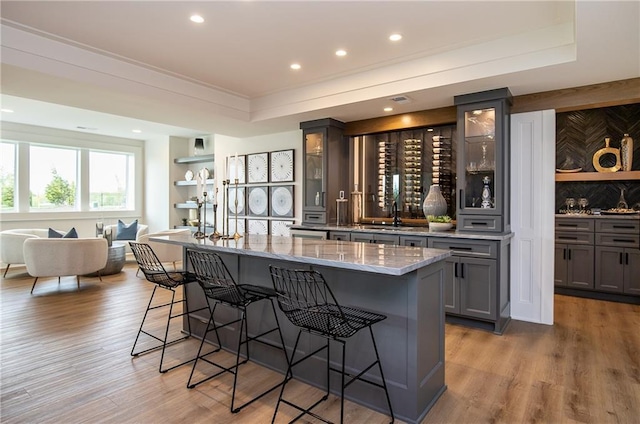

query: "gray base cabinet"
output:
555 217 639 300
329 231 351 241
429 237 509 334
594 219 639 296
291 225 512 333
350 232 399 245
444 256 497 320
554 244 594 289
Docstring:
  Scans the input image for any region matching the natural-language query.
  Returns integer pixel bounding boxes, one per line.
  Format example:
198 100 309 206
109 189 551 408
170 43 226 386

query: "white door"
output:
510 110 555 325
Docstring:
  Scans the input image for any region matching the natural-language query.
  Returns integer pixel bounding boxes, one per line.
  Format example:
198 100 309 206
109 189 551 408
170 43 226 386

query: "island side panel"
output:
414 262 447 422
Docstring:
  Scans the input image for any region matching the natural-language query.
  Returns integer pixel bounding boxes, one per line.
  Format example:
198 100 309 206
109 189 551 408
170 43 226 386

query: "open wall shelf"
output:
556 171 640 182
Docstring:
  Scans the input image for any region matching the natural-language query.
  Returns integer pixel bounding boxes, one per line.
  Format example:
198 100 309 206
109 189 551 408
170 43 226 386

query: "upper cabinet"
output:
455 88 512 233
301 118 348 225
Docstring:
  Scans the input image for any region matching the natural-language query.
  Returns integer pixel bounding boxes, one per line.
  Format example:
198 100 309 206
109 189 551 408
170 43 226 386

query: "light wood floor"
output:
1 263 639 423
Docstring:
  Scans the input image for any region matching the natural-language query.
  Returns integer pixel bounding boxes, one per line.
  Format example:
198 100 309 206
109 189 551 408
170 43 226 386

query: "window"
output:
0 142 15 210
29 145 78 211
0 126 142 217
90 151 134 210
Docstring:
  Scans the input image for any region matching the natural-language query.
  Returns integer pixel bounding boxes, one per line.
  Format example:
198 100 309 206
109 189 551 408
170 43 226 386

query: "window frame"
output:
1 123 143 222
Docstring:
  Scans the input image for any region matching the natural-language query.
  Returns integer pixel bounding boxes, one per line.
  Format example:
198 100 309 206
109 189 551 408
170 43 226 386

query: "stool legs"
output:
130 285 195 373
272 327 394 424
188 298 289 414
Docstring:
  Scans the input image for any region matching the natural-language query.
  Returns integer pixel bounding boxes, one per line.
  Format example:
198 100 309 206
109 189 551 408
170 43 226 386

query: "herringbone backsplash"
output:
556 104 640 211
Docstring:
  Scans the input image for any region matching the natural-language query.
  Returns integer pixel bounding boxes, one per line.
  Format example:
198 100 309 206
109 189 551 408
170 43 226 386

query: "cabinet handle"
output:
568 249 572 260
558 236 578 240
613 225 635 229
626 253 629 265
454 262 458 278
613 238 635 244
471 222 488 226
460 263 465 279
410 242 416 246
450 246 473 251
459 189 464 209
620 252 624 265
563 248 567 260
558 223 578 228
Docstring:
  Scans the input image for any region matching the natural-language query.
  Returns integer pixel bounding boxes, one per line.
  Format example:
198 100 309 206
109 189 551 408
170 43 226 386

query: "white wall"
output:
213 130 302 230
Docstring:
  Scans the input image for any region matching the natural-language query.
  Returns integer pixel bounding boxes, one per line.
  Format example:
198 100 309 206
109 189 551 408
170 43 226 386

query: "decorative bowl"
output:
429 222 453 232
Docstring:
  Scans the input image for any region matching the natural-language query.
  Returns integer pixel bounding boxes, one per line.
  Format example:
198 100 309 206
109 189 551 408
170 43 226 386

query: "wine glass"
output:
565 197 577 214
578 197 589 213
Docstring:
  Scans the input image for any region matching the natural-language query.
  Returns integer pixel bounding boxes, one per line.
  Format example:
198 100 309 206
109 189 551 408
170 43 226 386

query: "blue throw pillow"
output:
48 227 78 238
116 219 138 240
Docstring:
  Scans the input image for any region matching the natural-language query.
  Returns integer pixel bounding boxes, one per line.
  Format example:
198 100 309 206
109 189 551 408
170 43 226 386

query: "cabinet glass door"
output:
305 131 324 209
462 107 496 210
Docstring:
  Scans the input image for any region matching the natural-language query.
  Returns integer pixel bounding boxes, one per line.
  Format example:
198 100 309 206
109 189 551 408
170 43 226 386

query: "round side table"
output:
87 241 126 276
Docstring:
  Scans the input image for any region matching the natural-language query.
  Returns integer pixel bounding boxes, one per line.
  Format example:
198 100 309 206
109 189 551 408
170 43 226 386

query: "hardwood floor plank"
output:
2 264 639 423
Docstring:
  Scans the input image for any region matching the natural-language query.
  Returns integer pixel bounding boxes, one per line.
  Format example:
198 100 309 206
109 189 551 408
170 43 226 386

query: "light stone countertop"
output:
291 224 515 241
151 234 451 276
555 213 640 220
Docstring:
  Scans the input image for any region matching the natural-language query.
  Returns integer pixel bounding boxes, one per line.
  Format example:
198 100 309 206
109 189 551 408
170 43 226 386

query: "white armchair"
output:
0 229 50 277
104 223 148 253
23 238 108 294
137 228 191 272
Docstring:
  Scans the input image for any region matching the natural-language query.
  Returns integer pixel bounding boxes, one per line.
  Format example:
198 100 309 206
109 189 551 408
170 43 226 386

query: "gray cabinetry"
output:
400 236 428 247
329 231 351 241
594 219 640 295
350 232 399 245
555 217 639 300
553 218 595 289
454 88 512 233
301 119 348 225
429 237 509 334
554 242 595 288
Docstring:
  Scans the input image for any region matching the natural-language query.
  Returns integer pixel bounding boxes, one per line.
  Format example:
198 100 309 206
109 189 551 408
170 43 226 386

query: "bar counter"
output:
152 234 451 424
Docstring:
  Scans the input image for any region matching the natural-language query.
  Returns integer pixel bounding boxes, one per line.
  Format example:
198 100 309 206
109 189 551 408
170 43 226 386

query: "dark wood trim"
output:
344 106 456 136
511 77 640 114
344 77 640 136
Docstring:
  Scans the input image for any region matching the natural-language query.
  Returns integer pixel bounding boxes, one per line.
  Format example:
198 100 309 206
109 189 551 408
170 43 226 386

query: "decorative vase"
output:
621 133 634 171
423 184 447 218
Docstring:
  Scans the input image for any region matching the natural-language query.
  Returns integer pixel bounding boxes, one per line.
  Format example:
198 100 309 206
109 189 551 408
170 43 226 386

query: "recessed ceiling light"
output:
383 107 393 112
132 129 142 134
1 108 14 113
290 63 301 70
335 49 347 57
427 128 434 132
190 15 204 23
389 33 402 41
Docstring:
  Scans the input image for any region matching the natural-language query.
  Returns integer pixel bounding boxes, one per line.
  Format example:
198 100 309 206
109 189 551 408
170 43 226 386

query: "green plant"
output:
427 215 452 223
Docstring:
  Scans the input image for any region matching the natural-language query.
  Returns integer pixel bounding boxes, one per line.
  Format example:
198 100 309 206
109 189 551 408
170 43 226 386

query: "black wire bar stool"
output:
269 265 394 424
186 249 289 413
129 242 207 373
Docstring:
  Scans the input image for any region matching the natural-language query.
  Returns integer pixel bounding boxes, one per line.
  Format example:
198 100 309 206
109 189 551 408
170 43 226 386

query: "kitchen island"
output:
151 233 451 424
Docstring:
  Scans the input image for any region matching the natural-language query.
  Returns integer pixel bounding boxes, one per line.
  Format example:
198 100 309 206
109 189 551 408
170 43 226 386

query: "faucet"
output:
392 201 400 227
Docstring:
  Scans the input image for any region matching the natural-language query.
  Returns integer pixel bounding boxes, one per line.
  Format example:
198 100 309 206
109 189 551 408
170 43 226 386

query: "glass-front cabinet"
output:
301 118 348 225
455 88 512 233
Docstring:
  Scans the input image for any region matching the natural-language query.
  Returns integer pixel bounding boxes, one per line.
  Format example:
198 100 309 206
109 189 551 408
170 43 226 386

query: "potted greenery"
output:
427 215 453 232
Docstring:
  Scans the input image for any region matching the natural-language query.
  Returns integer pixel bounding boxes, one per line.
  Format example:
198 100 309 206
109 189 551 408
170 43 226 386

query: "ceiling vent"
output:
389 95 412 104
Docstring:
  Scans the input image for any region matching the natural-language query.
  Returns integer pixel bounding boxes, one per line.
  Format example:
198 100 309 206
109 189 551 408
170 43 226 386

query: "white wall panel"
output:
510 110 555 325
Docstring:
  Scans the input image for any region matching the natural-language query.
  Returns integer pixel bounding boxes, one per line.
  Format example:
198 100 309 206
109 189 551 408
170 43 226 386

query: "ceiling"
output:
1 1 639 140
